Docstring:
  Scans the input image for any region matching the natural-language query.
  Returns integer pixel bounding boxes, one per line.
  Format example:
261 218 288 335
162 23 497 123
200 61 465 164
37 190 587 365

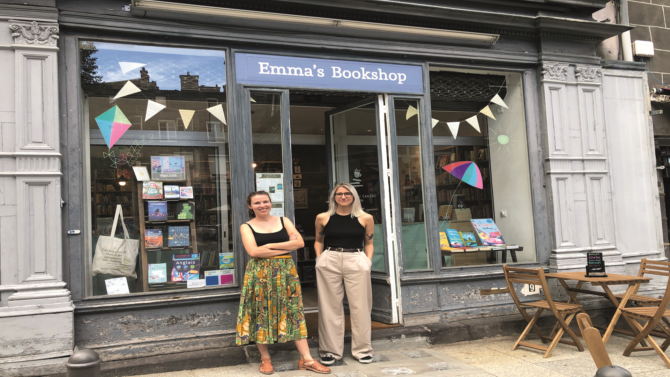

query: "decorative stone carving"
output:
9 20 59 47
575 65 602 83
541 63 569 81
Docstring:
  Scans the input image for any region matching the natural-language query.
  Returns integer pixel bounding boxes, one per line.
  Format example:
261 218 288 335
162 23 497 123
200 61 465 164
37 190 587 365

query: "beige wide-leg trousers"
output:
316 249 373 360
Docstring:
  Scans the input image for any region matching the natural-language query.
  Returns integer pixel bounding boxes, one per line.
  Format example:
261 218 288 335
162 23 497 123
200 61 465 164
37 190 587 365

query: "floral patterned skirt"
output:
236 255 307 345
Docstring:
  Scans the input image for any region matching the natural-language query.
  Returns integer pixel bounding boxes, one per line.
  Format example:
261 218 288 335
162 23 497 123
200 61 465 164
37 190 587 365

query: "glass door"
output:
326 95 401 324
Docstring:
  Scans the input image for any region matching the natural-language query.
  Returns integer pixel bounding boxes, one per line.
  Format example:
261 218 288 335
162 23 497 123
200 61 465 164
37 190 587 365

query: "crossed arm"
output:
240 217 305 258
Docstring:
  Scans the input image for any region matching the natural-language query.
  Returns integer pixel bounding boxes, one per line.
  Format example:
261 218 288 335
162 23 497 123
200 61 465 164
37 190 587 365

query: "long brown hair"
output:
246 191 272 219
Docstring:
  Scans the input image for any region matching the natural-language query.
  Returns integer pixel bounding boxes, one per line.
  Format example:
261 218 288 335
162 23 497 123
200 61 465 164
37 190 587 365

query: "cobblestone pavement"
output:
133 334 670 377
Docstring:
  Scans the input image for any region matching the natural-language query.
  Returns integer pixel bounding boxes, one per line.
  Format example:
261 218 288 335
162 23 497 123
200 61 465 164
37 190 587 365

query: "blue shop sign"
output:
235 53 423 94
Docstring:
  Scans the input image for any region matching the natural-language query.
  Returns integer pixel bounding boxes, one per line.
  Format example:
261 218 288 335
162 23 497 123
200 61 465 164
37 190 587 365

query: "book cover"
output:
219 252 234 269
180 186 194 199
460 231 478 247
144 229 163 248
176 201 195 220
148 201 168 222
471 219 506 246
205 270 223 286
168 226 190 247
439 232 450 250
105 277 130 295
151 156 186 181
142 181 163 200
132 166 150 181
148 263 167 284
164 185 180 199
219 269 235 285
446 229 465 247
171 254 200 281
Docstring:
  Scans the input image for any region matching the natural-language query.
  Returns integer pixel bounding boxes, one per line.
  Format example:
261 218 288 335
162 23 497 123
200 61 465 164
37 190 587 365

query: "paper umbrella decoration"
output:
95 105 132 149
442 161 483 189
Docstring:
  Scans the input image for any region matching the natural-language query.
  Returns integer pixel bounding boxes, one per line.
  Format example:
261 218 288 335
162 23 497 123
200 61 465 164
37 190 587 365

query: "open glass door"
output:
326 95 401 324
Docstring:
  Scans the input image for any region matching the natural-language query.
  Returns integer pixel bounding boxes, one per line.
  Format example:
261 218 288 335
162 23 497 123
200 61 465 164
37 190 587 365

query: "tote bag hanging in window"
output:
92 204 139 278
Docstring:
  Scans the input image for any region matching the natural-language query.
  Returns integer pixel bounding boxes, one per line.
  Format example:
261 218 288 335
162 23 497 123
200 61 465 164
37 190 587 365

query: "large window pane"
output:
430 70 536 267
394 99 429 271
82 42 231 296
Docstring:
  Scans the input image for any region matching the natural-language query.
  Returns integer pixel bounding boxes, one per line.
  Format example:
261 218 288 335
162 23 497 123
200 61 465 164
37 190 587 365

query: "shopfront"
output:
0 0 663 374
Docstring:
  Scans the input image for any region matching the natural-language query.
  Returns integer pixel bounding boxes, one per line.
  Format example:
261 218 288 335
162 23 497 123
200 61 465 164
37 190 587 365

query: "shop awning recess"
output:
130 0 500 45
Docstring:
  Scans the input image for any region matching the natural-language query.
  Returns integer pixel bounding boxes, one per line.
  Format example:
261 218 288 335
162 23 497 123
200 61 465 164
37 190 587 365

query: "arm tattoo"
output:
366 233 374 240
319 231 325 235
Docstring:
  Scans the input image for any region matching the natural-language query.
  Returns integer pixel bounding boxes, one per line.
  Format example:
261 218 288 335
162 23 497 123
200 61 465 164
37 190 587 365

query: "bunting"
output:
113 81 141 100
406 105 418 120
145 100 166 121
447 122 460 140
207 104 227 125
179 109 196 129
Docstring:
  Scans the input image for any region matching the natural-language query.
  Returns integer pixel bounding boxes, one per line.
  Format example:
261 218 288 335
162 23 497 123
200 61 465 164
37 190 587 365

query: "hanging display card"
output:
151 156 186 181
255 173 284 202
132 166 150 181
105 277 130 295
586 252 607 277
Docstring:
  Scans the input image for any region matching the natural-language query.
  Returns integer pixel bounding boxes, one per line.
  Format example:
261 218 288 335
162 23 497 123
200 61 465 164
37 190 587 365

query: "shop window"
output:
429 69 536 267
394 99 430 271
81 41 232 296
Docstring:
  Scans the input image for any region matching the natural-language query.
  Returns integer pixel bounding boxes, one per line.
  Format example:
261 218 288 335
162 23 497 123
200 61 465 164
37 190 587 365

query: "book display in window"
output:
145 229 163 249
176 201 195 220
164 185 180 199
148 263 167 284
148 201 168 222
168 226 190 247
171 254 200 281
142 181 163 199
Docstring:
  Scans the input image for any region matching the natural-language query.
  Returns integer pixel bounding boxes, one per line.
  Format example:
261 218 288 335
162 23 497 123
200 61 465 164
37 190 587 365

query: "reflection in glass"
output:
81 41 231 296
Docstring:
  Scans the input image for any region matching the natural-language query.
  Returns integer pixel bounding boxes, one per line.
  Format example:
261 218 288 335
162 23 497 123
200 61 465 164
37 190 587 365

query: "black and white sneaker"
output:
320 354 336 365
358 356 374 364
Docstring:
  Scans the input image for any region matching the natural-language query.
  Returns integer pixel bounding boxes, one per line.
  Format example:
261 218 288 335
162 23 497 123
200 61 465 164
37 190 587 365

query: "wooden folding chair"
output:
614 259 667 306
503 265 584 358
576 313 612 369
620 261 670 368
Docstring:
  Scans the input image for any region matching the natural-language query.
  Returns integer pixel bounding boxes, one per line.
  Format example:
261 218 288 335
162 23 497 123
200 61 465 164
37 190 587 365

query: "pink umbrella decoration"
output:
442 161 483 189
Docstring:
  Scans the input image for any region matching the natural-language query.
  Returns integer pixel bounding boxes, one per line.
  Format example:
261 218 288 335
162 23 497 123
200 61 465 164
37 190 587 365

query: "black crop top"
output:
246 217 290 256
323 213 366 249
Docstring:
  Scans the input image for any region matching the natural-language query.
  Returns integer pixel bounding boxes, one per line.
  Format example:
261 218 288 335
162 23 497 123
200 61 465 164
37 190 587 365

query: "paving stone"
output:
401 350 432 359
380 366 417 375
334 372 368 377
372 354 390 363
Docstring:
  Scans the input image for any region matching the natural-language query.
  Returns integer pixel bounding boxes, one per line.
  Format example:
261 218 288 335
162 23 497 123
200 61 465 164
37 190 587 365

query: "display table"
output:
441 246 522 267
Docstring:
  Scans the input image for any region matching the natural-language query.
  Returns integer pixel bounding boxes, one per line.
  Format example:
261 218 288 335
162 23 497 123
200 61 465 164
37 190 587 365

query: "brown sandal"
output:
299 358 331 374
259 358 274 375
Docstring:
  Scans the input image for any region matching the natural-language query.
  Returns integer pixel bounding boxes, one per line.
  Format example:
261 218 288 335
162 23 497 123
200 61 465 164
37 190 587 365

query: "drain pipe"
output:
620 0 634 61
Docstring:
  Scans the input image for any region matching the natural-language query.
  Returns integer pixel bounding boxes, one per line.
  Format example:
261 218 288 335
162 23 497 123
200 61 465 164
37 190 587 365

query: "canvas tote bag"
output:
92 204 139 278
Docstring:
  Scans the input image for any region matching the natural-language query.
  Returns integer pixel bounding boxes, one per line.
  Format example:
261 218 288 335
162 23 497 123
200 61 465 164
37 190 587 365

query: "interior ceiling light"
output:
131 0 499 45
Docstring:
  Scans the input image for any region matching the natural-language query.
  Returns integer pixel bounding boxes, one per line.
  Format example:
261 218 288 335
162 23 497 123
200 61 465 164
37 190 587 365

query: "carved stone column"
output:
0 18 74 374
539 62 624 273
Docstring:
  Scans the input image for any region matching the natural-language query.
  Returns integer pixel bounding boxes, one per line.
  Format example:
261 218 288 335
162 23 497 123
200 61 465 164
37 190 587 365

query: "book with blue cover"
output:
446 229 465 248
460 231 478 247
219 252 234 269
171 254 200 281
148 201 168 222
168 226 190 247
470 219 505 246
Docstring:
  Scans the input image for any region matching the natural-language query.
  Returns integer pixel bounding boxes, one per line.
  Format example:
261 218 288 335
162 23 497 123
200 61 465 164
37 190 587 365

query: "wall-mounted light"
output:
252 163 257 169
131 0 499 44
119 181 127 186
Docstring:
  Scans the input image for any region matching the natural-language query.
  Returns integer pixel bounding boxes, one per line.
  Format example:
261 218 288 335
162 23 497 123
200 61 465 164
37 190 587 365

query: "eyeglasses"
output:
335 192 353 198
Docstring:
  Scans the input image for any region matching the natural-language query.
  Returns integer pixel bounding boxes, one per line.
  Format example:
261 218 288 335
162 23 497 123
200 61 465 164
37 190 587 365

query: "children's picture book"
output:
439 232 450 250
171 254 200 281
471 219 506 246
151 156 186 181
148 201 168 222
164 185 180 199
144 229 163 248
219 252 234 269
105 277 130 295
148 263 167 284
168 226 190 247
460 231 478 247
180 186 194 199
132 166 150 181
219 269 235 285
446 229 465 248
176 201 195 220
142 181 163 200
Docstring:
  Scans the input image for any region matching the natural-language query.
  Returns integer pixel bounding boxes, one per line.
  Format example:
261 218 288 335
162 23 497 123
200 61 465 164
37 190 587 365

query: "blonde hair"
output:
328 183 365 218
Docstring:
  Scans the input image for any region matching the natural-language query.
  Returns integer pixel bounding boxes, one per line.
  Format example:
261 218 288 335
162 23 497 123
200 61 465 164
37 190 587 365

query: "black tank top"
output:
323 213 366 249
246 217 290 256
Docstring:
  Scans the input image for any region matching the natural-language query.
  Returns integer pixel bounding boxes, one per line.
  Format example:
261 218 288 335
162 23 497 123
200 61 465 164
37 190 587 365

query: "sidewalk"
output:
131 334 670 377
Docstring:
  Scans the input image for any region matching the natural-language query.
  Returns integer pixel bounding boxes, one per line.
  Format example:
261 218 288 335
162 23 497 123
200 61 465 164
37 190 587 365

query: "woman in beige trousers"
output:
314 183 375 365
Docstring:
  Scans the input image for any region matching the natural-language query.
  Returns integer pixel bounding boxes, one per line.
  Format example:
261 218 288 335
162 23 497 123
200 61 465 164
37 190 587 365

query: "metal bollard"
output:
594 365 632 377
65 349 101 377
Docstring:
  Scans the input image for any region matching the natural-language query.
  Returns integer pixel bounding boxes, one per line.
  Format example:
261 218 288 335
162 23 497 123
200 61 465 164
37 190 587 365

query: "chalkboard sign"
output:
586 252 607 277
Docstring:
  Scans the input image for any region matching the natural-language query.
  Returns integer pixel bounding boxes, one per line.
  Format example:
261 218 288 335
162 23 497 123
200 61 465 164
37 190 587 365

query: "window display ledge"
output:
400 263 546 285
74 288 242 314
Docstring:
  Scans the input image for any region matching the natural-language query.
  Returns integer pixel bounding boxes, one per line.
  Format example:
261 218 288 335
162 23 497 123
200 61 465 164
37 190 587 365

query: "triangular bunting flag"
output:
466 115 481 133
119 62 146 74
207 104 227 125
431 118 440 128
447 122 460 140
491 94 509 109
250 97 256 103
113 81 141 100
480 106 496 120
179 109 196 129
406 105 418 120
145 100 166 121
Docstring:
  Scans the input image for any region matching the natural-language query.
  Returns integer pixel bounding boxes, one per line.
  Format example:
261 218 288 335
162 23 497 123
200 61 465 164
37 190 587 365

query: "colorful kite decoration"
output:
442 161 483 189
95 106 132 149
